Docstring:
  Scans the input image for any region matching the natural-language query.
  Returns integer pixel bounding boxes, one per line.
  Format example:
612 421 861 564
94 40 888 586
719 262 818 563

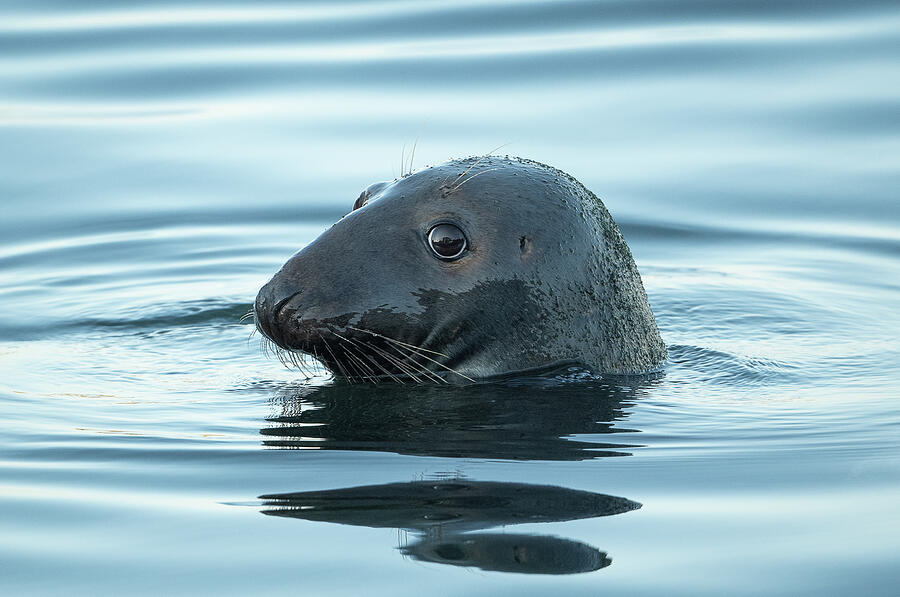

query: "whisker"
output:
339 342 377 377
330 330 403 384
408 136 418 177
335 338 381 382
400 143 407 177
376 341 447 384
347 325 472 383
352 335 445 384
408 122 427 177
312 346 333 381
390 342 475 383
446 143 509 187
287 349 313 379
347 326 449 358
360 340 421 383
371 344 424 381
275 346 289 368
312 346 323 375
451 167 501 192
337 325 447 384
340 346 374 382
362 351 404 383
317 331 355 384
346 343 394 383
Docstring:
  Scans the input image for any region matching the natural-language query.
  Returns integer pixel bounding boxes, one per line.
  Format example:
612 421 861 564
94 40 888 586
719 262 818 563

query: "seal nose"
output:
254 278 303 347
253 287 277 343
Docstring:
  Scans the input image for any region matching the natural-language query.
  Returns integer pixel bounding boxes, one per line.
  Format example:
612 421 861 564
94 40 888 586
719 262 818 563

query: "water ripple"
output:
2 1 900 593
3 5 899 102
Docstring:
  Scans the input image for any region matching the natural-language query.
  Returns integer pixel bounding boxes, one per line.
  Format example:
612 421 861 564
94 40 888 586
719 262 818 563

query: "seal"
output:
254 156 666 382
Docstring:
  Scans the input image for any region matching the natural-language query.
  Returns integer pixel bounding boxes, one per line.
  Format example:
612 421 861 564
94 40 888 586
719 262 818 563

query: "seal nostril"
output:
273 291 302 317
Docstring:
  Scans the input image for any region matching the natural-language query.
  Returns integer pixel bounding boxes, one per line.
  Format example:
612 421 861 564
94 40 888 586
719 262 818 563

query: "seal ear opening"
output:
519 235 533 261
351 191 368 212
352 182 389 212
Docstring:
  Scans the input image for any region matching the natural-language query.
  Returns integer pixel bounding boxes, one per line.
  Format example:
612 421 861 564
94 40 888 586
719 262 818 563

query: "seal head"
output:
254 156 666 382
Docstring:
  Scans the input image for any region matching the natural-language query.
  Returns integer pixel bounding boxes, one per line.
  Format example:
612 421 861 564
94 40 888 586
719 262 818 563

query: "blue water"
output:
2 1 899 594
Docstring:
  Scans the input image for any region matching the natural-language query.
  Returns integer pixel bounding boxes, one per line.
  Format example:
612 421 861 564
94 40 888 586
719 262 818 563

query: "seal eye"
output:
428 223 467 260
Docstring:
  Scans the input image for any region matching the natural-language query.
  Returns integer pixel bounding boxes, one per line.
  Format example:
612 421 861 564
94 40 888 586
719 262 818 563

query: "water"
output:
1 1 899 594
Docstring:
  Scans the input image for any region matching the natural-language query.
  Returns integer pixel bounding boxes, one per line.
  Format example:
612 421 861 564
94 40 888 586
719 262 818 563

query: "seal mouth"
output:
255 307 473 384
254 283 474 383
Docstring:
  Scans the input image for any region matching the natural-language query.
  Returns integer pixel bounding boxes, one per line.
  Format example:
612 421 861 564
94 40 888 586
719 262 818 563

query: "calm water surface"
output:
1 1 899 595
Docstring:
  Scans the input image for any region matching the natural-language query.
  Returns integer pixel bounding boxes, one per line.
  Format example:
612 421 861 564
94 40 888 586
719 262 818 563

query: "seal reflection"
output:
258 371 654 574
261 480 639 575
261 372 643 460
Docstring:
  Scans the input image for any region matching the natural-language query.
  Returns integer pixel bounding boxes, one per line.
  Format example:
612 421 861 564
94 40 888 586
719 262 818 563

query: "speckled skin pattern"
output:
254 156 667 381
